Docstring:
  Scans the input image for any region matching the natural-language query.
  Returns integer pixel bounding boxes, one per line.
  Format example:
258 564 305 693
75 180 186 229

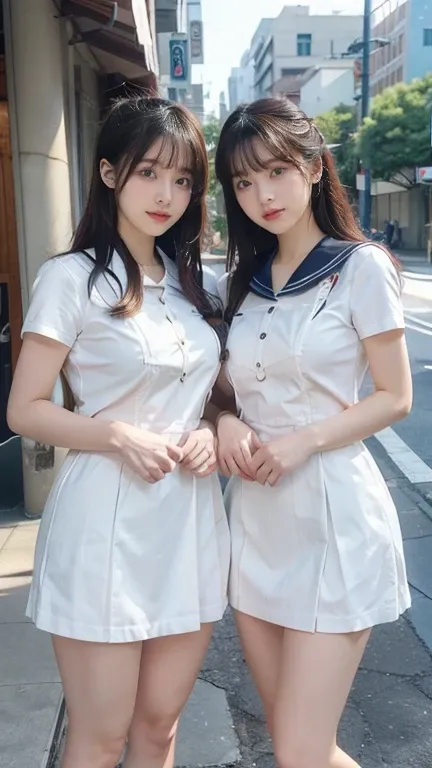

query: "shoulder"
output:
34 251 93 290
345 243 401 286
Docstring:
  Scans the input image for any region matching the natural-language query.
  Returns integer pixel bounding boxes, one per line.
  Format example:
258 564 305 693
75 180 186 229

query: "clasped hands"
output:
217 413 314 487
114 419 217 484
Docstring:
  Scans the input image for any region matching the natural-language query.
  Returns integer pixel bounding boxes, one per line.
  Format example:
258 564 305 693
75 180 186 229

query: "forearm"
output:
8 399 122 453
307 390 411 454
204 393 237 427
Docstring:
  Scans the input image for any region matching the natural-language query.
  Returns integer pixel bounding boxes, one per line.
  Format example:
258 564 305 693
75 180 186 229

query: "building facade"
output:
0 0 168 514
228 49 254 111
299 62 356 118
370 0 432 97
251 6 362 100
157 0 204 121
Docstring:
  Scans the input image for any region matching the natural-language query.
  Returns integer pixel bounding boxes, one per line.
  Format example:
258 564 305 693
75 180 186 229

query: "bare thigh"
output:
126 623 214 757
52 635 142 766
273 628 371 767
234 610 284 724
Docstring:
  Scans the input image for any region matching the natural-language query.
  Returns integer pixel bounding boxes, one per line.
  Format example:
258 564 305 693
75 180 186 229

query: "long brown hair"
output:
60 96 221 409
70 95 216 318
215 98 366 321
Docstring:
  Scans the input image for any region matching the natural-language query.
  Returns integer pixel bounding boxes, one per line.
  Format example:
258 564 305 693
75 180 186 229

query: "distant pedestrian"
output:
386 218 395 245
7 97 229 768
212 98 412 768
393 219 402 249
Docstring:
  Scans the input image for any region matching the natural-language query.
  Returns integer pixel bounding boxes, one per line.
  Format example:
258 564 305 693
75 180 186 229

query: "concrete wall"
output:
8 0 74 292
4 0 100 515
300 68 354 118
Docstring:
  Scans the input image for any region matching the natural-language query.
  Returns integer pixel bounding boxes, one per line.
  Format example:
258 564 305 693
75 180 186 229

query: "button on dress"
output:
23 248 230 642
220 243 411 633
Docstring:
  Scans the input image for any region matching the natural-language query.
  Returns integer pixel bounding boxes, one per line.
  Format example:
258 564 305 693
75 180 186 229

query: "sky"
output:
198 0 366 114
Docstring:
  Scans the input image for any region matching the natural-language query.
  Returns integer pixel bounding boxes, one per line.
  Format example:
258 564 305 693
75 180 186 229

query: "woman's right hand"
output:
113 422 183 484
217 413 261 480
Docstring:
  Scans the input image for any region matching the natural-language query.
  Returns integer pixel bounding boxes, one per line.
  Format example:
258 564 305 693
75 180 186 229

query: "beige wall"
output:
8 0 74 293
5 0 100 515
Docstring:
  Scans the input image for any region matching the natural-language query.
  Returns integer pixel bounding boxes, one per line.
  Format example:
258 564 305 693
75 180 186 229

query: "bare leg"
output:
234 611 368 767
272 627 371 768
52 635 142 768
124 623 214 768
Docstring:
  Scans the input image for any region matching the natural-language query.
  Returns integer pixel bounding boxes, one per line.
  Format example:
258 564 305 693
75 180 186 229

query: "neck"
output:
276 210 324 268
118 216 158 267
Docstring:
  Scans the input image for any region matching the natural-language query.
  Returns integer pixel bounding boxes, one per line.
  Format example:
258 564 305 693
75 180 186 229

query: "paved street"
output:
389 256 432 480
2 253 432 768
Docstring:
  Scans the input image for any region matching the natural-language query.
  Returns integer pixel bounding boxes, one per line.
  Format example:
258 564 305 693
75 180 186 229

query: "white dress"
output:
23 248 230 642
221 244 411 633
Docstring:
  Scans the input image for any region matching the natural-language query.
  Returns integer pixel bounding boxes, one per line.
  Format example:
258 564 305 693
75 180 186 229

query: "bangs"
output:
215 105 320 187
147 131 196 174
120 108 205 188
229 133 300 178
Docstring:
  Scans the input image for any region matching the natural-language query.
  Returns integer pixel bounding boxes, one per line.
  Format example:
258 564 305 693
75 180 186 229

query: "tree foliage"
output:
203 120 221 198
358 74 432 183
315 104 358 190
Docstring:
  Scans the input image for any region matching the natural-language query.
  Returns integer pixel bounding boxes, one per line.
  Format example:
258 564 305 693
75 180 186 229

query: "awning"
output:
61 0 158 82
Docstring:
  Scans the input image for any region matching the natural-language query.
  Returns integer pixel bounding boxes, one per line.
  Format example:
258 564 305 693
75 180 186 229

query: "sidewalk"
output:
2 440 432 767
395 249 432 276
0 507 62 768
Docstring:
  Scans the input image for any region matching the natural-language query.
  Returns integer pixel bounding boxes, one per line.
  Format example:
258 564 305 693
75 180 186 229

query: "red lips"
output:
147 211 171 223
263 208 285 221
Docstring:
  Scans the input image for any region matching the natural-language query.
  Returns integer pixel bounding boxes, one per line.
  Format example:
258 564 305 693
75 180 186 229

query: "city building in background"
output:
299 60 357 117
370 0 432 97
0 0 174 515
157 0 204 121
228 49 254 111
250 5 362 100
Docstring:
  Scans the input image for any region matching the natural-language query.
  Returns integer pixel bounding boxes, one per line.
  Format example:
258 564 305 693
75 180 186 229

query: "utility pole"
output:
360 0 372 231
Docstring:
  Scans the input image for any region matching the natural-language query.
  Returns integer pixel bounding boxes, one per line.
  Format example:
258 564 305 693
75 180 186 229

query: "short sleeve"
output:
350 248 404 340
22 257 88 347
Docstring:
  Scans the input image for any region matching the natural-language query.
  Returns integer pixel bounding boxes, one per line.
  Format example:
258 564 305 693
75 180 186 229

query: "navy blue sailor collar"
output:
249 236 363 300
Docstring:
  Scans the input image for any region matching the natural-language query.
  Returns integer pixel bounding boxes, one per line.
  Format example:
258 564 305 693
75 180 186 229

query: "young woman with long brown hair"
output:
7 96 230 768
213 98 412 768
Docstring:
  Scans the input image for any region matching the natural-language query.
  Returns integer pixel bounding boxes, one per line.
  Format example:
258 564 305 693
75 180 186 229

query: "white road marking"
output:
405 306 432 313
375 427 432 484
405 322 432 337
403 279 432 300
402 271 432 281
425 365 432 371
404 313 432 329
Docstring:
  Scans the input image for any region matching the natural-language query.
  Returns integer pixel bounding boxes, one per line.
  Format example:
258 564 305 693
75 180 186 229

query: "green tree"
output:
315 104 358 190
203 120 221 198
358 74 432 186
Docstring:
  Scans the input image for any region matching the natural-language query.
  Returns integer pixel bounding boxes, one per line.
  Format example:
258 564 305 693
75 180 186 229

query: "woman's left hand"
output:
249 429 315 486
179 420 218 477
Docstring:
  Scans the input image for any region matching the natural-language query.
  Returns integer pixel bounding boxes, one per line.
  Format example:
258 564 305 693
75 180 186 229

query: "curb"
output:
40 697 66 768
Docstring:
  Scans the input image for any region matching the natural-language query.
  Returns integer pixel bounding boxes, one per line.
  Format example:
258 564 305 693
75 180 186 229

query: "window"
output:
423 29 432 46
297 33 312 56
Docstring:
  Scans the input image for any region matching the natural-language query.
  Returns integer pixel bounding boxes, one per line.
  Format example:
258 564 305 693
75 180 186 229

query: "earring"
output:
312 178 322 197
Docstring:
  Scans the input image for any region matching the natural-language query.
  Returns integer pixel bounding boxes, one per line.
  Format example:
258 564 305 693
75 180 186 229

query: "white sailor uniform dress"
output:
23 248 230 642
221 238 411 633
